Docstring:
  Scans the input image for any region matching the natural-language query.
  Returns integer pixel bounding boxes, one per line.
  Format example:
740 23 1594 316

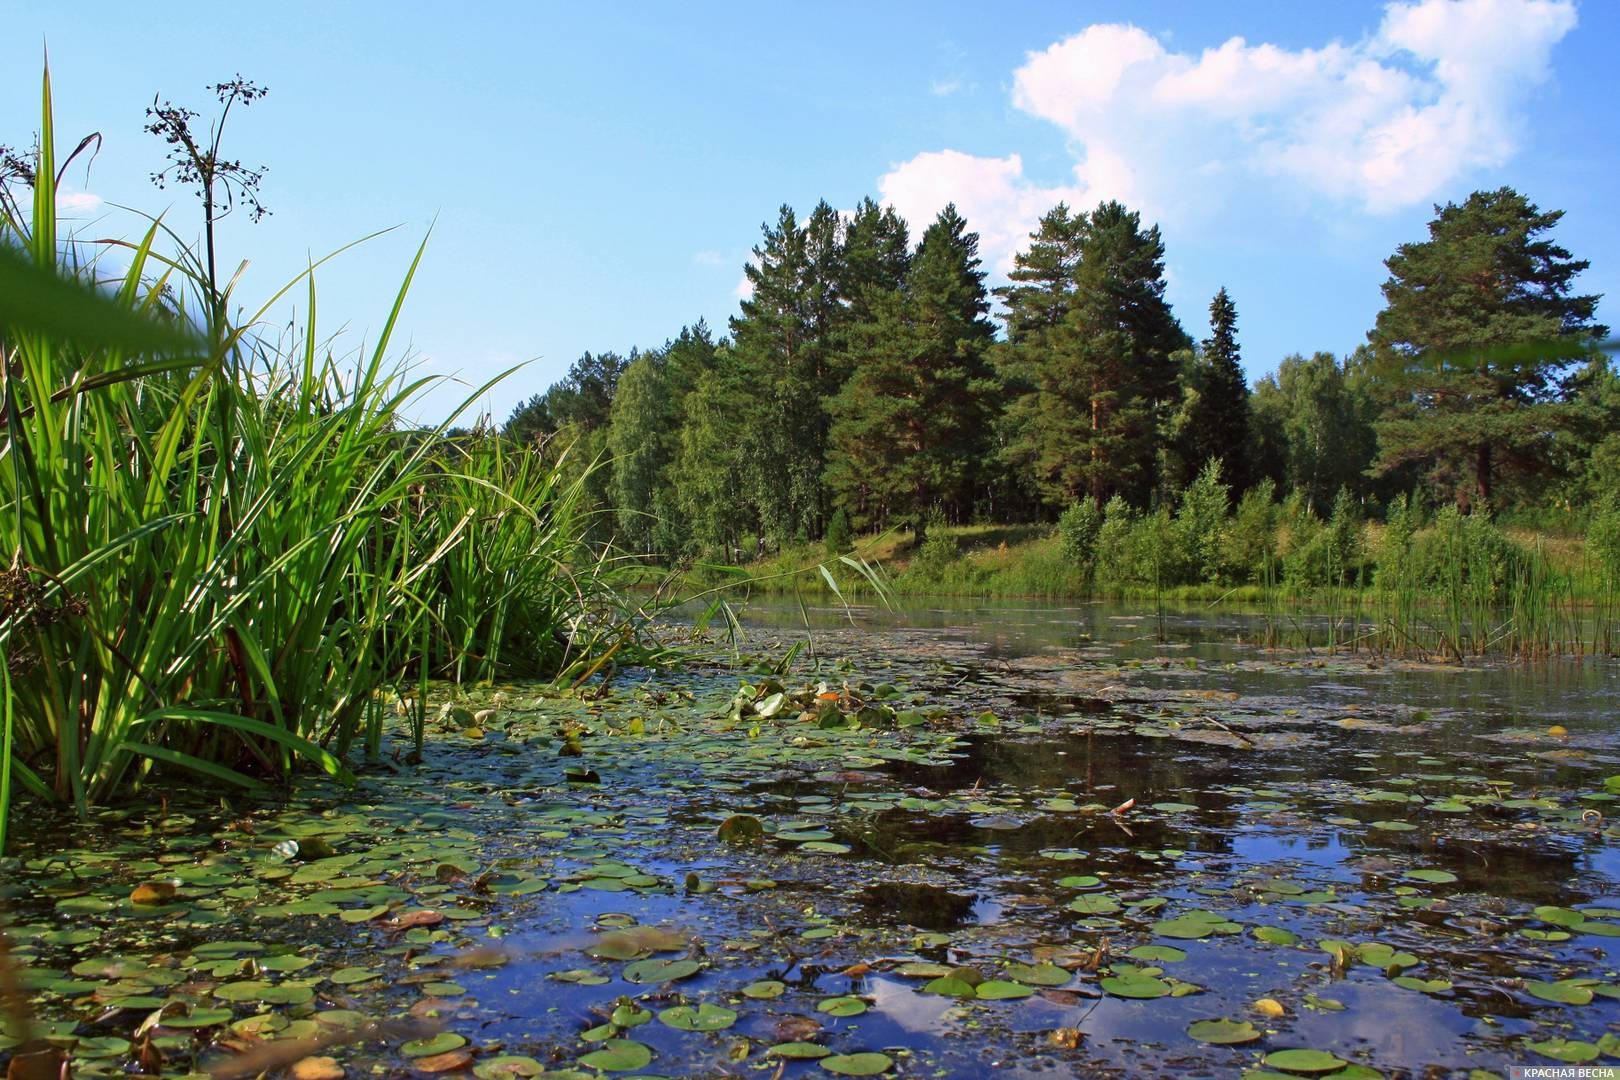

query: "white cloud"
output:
693 250 725 266
878 0 1575 272
57 191 104 213
733 271 753 301
878 150 1087 275
929 78 963 97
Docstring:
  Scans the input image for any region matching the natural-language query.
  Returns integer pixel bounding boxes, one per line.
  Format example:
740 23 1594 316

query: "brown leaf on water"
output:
5 1043 65 1080
289 1057 345 1080
388 910 444 930
130 882 177 905
1048 1027 1083 1049
770 1015 822 1042
840 963 872 978
413 1050 475 1073
1109 798 1135 816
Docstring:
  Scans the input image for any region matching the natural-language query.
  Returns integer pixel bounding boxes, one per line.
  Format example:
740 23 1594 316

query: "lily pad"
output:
820 1052 894 1076
1188 1019 1262 1045
577 1040 654 1072
1261 1049 1348 1073
658 1004 737 1031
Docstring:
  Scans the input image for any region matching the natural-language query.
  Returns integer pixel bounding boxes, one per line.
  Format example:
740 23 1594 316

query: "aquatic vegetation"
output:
0 68 655 845
1 626 1617 1077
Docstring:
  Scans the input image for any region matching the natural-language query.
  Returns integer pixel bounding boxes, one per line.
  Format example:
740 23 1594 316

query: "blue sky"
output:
6 1 1616 423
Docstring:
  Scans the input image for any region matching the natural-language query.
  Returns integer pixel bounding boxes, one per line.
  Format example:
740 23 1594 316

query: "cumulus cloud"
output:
57 191 104 213
879 0 1576 272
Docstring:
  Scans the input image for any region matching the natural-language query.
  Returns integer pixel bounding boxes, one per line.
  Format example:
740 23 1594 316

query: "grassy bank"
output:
683 507 1620 660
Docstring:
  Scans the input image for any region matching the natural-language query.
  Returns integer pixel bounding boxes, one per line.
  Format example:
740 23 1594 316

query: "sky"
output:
6 0 1617 424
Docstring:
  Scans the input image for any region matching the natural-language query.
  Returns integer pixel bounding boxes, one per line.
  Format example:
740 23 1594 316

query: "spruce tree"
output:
1172 287 1252 494
1367 187 1606 512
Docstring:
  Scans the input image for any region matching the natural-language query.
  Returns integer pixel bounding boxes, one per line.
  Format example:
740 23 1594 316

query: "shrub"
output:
1057 496 1102 575
1174 459 1231 584
1094 496 1138 588
1224 479 1279 584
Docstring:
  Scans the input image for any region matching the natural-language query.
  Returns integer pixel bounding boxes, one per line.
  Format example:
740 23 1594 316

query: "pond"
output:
3 599 1618 1079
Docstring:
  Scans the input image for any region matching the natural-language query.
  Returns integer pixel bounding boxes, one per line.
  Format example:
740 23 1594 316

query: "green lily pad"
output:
1527 979 1596 1005
742 979 787 999
1526 1038 1600 1063
658 1004 737 1031
975 980 1035 1000
1402 869 1457 884
816 995 868 1017
768 1042 832 1059
578 1039 653 1072
1100 973 1171 998
1261 1048 1348 1073
622 958 702 984
1188 1019 1262 1045
403 1033 468 1058
1002 963 1071 986
820 1052 894 1076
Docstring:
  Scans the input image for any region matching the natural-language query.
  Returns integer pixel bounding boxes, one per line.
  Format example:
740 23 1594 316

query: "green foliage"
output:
1093 496 1137 587
1169 288 1251 494
826 204 996 533
1285 488 1365 588
1368 187 1606 511
1250 352 1377 514
608 325 715 557
1174 459 1231 584
998 201 1189 507
1057 496 1102 573
0 68 646 846
1224 479 1280 585
824 507 853 555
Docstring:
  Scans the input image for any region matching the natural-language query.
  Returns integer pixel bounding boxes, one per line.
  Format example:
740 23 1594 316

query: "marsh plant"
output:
0 68 650 853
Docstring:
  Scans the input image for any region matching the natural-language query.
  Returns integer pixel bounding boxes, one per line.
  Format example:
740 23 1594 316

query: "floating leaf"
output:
402 1033 468 1059
820 1052 894 1076
578 1040 653 1072
1188 1019 1261 1045
1100 973 1171 999
622 958 701 984
1261 1049 1348 1073
658 1004 737 1032
975 980 1035 1000
816 995 868 1017
768 1043 832 1060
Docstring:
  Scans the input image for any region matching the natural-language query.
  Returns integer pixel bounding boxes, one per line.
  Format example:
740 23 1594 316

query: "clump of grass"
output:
0 66 646 851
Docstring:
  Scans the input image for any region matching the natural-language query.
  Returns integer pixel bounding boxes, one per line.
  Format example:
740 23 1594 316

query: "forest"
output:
503 189 1618 594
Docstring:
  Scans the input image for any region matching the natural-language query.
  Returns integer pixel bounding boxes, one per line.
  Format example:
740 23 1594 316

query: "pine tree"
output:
730 205 825 543
1367 187 1606 512
994 202 1085 345
826 205 995 541
1000 200 1189 506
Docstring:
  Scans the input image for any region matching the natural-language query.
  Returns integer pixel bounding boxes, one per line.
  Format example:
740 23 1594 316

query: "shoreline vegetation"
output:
680 484 1620 661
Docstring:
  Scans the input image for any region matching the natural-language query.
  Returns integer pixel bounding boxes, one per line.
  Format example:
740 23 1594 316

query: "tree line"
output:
502 186 1615 562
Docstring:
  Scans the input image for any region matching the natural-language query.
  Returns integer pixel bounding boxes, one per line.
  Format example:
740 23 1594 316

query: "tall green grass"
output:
0 67 647 852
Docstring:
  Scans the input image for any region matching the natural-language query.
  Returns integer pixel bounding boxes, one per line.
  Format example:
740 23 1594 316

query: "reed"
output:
0 66 646 850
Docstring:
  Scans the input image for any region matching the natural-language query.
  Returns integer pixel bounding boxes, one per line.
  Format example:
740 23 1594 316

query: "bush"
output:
1285 487 1364 587
1174 459 1230 584
1057 496 1102 575
1410 505 1527 602
1094 496 1138 588
1224 479 1279 584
